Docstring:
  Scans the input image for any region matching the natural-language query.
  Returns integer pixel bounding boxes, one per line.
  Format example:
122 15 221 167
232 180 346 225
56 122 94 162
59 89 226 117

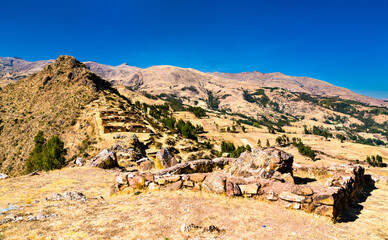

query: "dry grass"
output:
0 168 387 239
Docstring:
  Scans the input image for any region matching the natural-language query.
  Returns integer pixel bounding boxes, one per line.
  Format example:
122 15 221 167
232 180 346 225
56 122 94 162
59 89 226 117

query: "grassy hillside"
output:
0 56 133 176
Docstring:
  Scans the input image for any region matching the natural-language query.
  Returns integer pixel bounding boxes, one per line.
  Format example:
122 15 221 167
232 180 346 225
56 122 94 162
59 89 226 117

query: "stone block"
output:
239 183 260 195
202 175 225 194
279 191 305 202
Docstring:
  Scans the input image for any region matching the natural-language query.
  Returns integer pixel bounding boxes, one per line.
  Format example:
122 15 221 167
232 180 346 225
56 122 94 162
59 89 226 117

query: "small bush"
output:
26 131 67 173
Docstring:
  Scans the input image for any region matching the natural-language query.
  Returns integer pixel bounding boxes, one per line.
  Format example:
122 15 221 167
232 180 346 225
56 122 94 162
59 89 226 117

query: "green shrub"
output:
26 131 67 173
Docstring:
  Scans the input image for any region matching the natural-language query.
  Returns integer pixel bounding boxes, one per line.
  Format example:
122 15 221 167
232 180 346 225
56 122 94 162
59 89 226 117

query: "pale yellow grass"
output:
0 168 387 239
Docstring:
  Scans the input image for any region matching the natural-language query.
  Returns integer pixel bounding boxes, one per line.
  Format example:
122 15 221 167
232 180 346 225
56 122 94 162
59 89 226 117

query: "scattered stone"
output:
74 157 85 167
203 225 224 234
180 223 201 232
87 149 118 169
156 147 178 168
0 173 9 179
222 152 230 157
46 192 86 201
202 175 225 194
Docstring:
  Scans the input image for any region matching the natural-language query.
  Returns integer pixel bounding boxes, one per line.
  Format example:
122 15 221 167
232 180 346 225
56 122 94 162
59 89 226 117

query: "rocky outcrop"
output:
156 147 178 168
87 149 118 169
229 148 293 178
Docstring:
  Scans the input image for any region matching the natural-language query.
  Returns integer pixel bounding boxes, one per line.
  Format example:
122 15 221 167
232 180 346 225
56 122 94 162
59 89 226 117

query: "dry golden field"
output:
0 167 387 240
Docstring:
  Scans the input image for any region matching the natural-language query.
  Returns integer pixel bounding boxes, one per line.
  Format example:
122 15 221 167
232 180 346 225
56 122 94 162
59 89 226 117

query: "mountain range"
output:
0 57 386 108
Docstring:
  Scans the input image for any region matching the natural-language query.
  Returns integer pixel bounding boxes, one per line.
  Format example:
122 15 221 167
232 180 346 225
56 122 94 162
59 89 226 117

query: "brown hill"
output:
0 56 134 176
211 71 387 108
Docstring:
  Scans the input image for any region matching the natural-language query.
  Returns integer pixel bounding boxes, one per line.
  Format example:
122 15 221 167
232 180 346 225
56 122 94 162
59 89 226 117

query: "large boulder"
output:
156 147 178 168
87 149 118 169
229 148 293 178
202 175 225 194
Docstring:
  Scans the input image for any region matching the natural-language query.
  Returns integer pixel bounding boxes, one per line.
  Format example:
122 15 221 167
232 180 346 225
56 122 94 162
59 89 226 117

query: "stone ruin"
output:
112 148 365 220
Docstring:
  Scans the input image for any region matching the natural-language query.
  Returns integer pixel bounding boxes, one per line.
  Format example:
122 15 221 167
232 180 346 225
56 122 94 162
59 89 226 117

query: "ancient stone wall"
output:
113 151 365 220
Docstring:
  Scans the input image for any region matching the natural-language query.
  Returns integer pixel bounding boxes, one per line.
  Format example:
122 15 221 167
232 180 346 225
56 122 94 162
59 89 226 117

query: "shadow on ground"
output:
338 174 377 223
293 176 317 184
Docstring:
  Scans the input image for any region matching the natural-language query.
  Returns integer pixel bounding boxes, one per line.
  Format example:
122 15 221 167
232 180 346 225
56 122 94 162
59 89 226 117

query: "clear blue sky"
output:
1 0 387 99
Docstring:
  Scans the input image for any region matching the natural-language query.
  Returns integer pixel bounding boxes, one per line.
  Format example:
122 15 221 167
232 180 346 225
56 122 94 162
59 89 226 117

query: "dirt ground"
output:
0 168 387 240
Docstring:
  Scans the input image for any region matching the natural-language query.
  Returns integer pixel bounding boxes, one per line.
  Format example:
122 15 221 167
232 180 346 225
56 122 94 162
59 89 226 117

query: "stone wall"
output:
112 149 365 220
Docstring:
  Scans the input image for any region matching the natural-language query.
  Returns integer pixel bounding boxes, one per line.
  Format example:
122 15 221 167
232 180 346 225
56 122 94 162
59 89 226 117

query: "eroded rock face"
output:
87 149 118 169
156 147 178 168
229 148 293 178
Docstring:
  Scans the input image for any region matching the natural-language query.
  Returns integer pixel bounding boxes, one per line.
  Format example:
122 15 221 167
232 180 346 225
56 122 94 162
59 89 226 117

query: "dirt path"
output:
0 168 387 239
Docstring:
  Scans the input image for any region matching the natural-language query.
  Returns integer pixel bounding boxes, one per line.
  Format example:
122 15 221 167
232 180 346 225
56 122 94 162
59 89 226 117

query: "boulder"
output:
87 149 118 169
0 173 8 179
156 147 178 168
202 175 225 194
229 148 294 178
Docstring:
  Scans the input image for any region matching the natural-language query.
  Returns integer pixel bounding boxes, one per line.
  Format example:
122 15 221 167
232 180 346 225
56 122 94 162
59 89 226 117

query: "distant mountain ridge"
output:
0 57 386 107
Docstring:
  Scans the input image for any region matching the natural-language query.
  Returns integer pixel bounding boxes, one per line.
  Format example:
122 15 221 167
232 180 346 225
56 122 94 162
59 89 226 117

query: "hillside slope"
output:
211 71 387 107
0 56 134 175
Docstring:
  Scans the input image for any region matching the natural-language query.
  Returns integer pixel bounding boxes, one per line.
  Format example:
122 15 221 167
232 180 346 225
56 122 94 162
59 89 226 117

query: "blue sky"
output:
1 0 387 99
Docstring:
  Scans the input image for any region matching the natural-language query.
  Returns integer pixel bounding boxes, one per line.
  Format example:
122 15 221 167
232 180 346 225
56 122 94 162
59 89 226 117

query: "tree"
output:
26 132 67 173
242 126 246 133
41 136 67 171
266 139 270 147
257 139 261 147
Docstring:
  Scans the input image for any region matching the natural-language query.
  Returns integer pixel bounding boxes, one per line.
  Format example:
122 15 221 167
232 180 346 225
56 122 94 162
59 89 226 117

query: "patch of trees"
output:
187 106 207 118
26 131 67 173
304 125 332 139
221 141 252 158
366 155 385 167
292 138 316 161
275 134 291 147
181 86 199 94
206 91 220 110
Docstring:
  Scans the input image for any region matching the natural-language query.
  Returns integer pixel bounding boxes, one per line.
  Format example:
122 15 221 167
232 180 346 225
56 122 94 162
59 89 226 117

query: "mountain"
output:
0 57 54 87
0 56 135 175
211 71 387 108
84 61 140 85
0 57 386 108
